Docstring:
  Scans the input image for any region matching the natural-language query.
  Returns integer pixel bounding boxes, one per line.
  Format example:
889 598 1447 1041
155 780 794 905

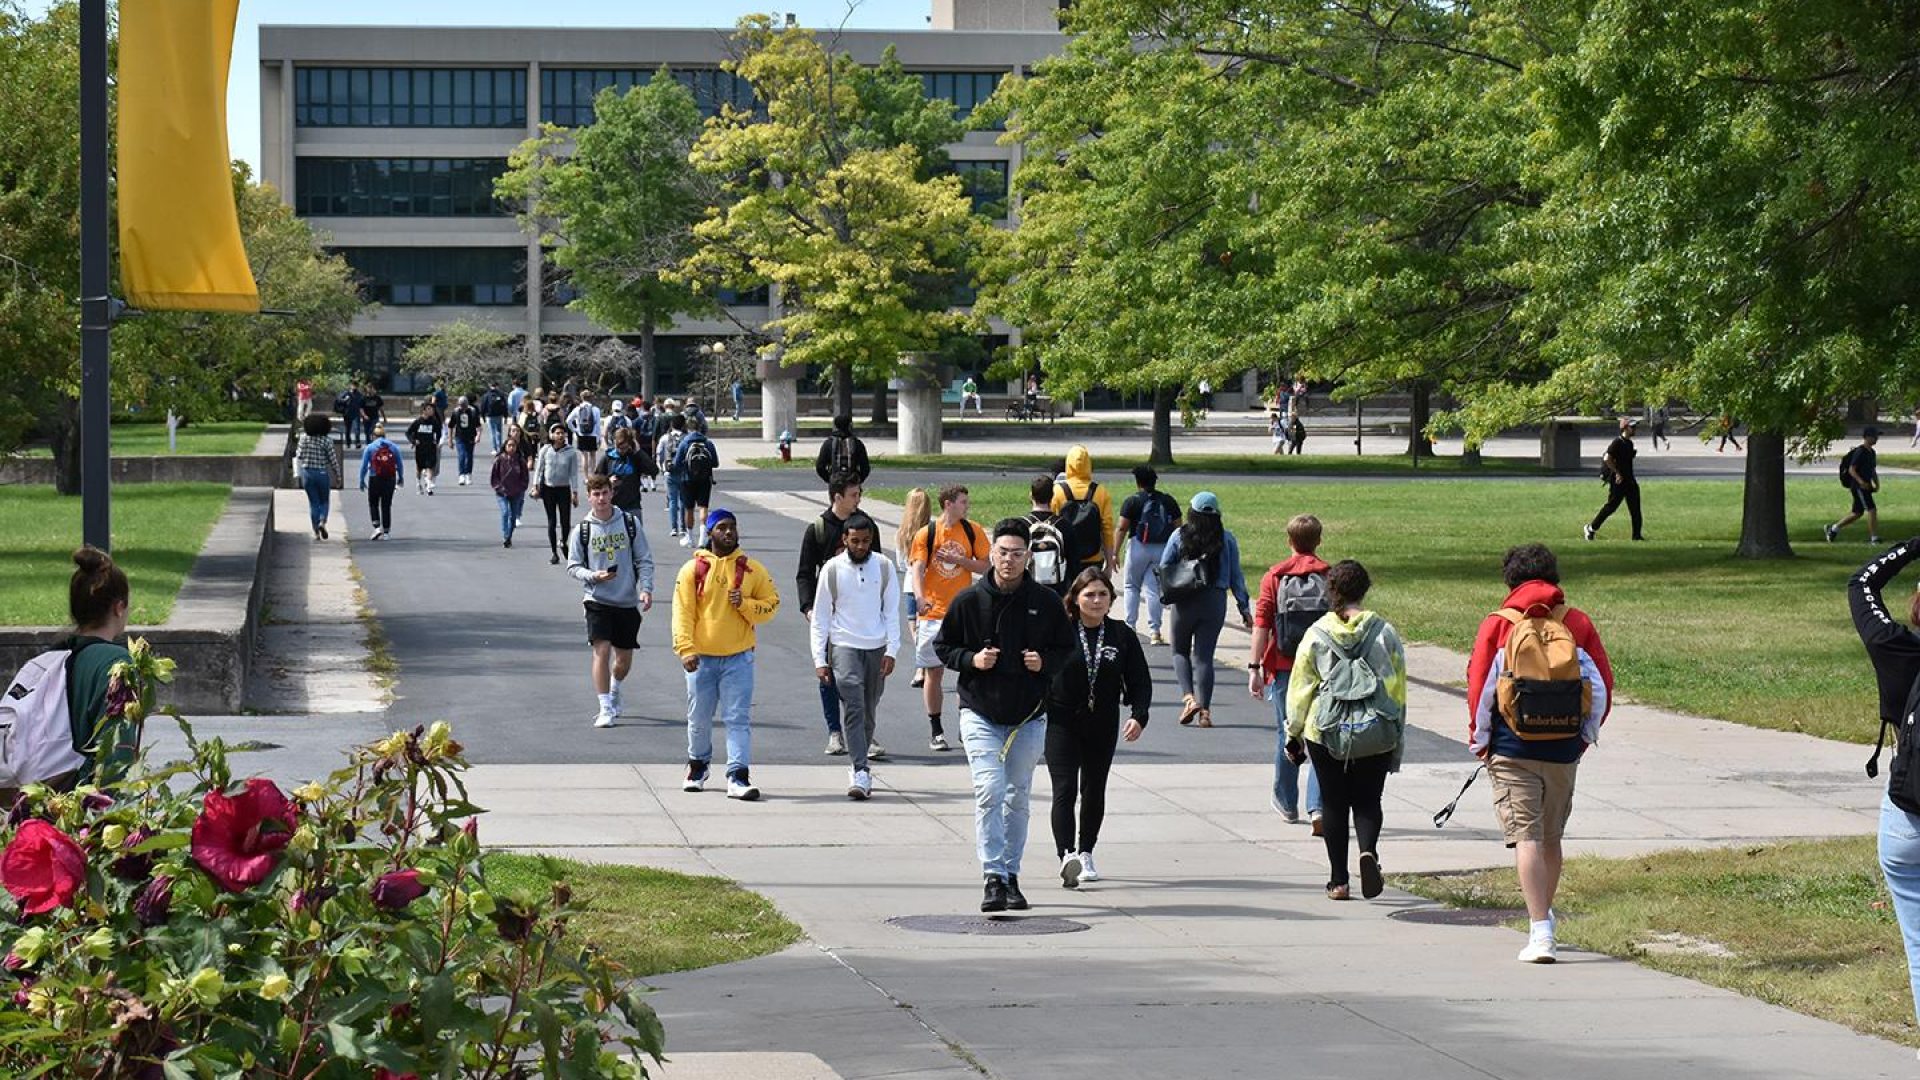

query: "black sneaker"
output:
1005 875 1029 911
981 875 1008 913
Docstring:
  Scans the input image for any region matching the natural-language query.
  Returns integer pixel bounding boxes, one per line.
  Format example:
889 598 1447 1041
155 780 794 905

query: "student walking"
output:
1285 560 1408 901
1115 465 1180 645
1157 491 1252 727
357 424 405 540
911 485 991 754
934 518 1075 912
809 513 900 799
1250 514 1331 829
594 426 647 520
815 415 871 487
405 401 443 495
657 413 689 541
568 475 655 729
480 382 510 452
1049 569 1152 889
490 426 530 548
294 413 339 541
1649 405 1671 450
798 476 866 756
449 395 482 485
730 378 745 422
568 391 604 459
894 488 937 732
1287 415 1306 455
673 511 780 800
673 420 720 547
1467 543 1613 961
358 387 385 448
1584 417 1644 541
533 425 582 565
1827 426 1884 545
1050 446 1117 577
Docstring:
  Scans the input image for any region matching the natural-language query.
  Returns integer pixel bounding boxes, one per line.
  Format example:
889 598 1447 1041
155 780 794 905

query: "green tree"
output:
496 72 713 400
681 15 992 419
399 318 519 392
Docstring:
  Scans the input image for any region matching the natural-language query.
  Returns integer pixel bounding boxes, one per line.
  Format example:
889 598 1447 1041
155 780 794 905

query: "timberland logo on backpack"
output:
1494 603 1590 740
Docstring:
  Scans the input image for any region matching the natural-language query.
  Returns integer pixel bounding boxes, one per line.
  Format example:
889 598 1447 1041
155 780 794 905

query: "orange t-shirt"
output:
911 518 988 622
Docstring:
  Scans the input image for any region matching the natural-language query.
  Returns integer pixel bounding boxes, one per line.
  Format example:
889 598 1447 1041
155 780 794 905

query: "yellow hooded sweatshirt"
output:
1050 445 1117 566
672 548 780 658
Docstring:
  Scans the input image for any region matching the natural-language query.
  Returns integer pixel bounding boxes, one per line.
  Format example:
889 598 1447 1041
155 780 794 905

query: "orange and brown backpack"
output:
1493 603 1590 741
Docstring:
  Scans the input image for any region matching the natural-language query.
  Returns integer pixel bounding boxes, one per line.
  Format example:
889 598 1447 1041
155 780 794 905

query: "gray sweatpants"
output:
830 644 888 771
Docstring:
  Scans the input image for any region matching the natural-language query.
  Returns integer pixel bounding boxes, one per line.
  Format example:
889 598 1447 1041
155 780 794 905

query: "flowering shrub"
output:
0 638 664 1077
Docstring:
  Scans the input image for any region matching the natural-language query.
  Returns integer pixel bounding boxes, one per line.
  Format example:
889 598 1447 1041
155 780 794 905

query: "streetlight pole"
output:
79 0 112 551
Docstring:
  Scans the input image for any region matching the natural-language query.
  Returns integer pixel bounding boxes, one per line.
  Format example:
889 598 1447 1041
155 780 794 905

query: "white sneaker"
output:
929 733 951 751
825 731 846 755
1517 934 1558 964
867 741 887 761
726 776 760 801
1060 851 1083 889
1079 851 1101 882
609 685 623 717
592 710 615 729
847 769 871 801
678 534 691 548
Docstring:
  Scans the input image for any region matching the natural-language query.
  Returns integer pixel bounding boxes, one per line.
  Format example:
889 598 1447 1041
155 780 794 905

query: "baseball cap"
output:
1189 491 1222 515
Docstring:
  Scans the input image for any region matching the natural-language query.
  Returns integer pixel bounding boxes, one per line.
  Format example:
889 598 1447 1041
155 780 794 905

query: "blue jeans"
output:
1880 792 1920 1028
487 416 504 453
344 413 361 447
687 650 755 776
1267 674 1320 817
301 468 331 529
960 708 1047 879
455 439 475 477
496 494 524 541
665 473 686 530
1123 538 1166 634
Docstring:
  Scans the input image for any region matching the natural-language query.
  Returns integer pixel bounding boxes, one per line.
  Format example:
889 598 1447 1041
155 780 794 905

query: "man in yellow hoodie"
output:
1049 445 1118 577
673 509 781 800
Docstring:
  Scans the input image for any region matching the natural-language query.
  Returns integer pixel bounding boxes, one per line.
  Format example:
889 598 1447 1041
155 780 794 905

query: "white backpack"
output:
1028 515 1069 587
0 647 90 789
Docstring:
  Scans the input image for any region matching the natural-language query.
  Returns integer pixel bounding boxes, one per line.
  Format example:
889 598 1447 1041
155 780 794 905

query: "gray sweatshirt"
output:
566 509 655 607
535 444 582 491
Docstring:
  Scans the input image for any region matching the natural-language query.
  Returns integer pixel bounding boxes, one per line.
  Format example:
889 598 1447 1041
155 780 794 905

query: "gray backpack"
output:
1309 620 1401 762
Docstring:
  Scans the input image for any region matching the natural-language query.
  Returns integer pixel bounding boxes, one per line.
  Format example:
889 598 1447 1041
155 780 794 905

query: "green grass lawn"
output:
1394 837 1912 1046
483 853 802 977
0 484 231 626
19 421 268 458
870 476 1903 742
743 451 1545 475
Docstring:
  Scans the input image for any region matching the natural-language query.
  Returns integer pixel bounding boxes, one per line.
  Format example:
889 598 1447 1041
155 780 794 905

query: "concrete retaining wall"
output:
0 454 285 487
0 488 274 713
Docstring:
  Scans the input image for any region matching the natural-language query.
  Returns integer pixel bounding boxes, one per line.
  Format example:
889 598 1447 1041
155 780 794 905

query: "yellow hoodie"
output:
1050 445 1116 565
672 548 780 658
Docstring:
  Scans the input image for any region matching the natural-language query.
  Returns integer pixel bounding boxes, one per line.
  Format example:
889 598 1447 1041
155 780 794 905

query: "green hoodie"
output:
1285 609 1409 768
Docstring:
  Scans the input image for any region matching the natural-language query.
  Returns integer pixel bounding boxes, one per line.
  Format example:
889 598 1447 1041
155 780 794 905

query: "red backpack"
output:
693 554 751 598
369 443 400 479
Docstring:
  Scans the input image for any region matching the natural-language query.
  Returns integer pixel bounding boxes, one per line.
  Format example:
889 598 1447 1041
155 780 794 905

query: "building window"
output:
539 67 761 126
294 158 510 217
336 247 526 307
919 71 1005 127
295 68 526 128
945 160 1010 218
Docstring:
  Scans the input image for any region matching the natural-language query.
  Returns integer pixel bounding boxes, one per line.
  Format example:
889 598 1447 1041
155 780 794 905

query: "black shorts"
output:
684 476 714 508
414 444 439 472
1852 487 1877 515
584 600 641 650
576 434 599 456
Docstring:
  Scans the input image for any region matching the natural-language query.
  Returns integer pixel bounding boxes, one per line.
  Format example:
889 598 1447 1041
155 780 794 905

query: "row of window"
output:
946 160 1010 218
293 66 1008 129
339 248 526 307
295 158 509 218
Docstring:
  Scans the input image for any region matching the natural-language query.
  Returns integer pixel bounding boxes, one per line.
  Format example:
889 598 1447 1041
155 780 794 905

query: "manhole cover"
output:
887 914 1091 936
1389 907 1526 927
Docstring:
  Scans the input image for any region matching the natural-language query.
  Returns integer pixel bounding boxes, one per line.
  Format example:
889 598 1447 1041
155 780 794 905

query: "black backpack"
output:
1055 481 1104 566
1136 491 1178 545
830 433 856 479
1839 446 1859 488
683 436 717 481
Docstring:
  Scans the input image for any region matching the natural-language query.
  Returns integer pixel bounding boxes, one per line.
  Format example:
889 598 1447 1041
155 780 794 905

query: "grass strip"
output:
483 852 802 977
0 484 232 626
1392 837 1912 1046
741 451 1546 475
18 421 268 458
869 476 1904 741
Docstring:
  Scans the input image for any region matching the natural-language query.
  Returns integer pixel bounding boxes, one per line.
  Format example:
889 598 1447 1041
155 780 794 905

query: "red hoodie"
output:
1465 579 1615 761
1252 553 1332 679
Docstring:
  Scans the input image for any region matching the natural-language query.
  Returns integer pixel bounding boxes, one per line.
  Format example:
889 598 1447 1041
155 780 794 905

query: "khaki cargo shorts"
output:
1488 755 1578 847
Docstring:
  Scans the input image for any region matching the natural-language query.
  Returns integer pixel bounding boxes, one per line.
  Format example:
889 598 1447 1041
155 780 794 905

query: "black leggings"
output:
541 488 573 554
1047 713 1120 857
1169 587 1227 708
366 476 395 531
1590 479 1642 539
1306 740 1391 888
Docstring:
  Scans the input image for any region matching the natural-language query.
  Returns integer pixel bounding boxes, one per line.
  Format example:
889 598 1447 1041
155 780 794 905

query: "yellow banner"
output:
117 0 259 313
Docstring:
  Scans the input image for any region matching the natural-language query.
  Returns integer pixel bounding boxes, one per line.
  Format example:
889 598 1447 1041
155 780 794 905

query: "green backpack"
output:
1309 619 1401 762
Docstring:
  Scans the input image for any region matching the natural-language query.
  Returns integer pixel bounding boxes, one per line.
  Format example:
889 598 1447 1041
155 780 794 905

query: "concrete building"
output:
258 4 1065 397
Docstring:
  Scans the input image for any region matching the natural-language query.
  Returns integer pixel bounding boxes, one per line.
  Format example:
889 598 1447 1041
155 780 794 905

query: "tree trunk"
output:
832 362 855 421
52 395 82 496
869 380 888 425
1407 381 1432 459
1149 385 1176 466
639 320 657 402
1735 430 1793 559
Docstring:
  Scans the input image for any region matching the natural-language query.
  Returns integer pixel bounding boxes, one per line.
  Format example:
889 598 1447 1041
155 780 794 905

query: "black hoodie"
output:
1047 615 1154 733
1849 538 1920 813
935 571 1074 726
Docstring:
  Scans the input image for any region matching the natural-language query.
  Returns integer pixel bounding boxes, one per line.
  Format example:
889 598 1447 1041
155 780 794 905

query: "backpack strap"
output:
1869 717 1896 779
694 553 712 596
576 519 591 566
64 638 103 754
624 510 638 555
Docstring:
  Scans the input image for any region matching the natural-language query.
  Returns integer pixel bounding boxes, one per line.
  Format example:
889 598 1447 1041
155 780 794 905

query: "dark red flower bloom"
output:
289 882 336 914
1 820 87 914
373 1069 420 1080
190 778 297 893
370 868 427 910
111 826 158 882
462 817 479 842
134 875 174 927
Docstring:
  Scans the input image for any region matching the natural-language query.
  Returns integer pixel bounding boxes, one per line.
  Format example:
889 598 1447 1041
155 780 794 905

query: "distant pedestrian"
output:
894 487 936 723
601 398 632 451
507 377 528 422
1025 474 1070 596
911 485 991 755
333 384 357 447
674 419 719 547
1911 407 1920 449
798 475 866 756
1584 418 1643 542
1269 411 1285 454
449 395 482 485
632 400 660 492
730 378 745 422
1250 514 1331 830
568 391 603 459
533 424 582 566
1285 560 1407 902
1292 378 1309 414
294 413 339 541
935 517 1075 912
1827 426 1884 545
1467 543 1613 960
490 426 530 548
1157 491 1252 728
808 512 900 800
480 382 509 453
569 475 654 729
594 425 646 520
431 380 449 420
961 376 982 415
295 377 313 421
1050 445 1117 577
358 387 385 445
357 424 405 540
1115 465 1180 646
1287 415 1306 455
405 400 443 495
1715 415 1742 452
673 510 780 800
1649 405 1671 450
1049 568 1152 889
659 413 690 542
815 415 871 486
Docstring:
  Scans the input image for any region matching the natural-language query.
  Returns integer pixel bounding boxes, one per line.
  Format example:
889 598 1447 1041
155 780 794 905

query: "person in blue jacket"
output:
357 423 407 540
1157 491 1251 728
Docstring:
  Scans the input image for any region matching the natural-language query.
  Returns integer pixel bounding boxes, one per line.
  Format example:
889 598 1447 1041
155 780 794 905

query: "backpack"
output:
369 442 400 479
634 412 657 439
333 390 352 413
693 552 752 598
919 519 980 570
1308 620 1401 762
829 434 856 480
1027 514 1068 586
1275 571 1332 659
660 430 686 472
683 436 717 481
1839 446 1860 489
1055 481 1103 566
1136 491 1178 545
575 512 639 572
1493 604 1590 741
0 643 98 789
606 413 632 436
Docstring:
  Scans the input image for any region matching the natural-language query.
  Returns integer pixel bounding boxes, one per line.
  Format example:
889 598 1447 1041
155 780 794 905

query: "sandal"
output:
1326 884 1351 901
1193 707 1213 728
1178 694 1200 726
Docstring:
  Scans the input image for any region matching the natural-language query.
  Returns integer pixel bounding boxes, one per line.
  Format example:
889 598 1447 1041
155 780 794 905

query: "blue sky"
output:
27 1 933 171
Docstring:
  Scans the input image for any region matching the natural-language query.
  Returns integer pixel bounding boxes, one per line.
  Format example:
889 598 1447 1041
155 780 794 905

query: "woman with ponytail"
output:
55 548 136 789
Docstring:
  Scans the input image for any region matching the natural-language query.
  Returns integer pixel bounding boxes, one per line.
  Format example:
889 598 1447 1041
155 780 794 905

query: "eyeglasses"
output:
991 547 1029 559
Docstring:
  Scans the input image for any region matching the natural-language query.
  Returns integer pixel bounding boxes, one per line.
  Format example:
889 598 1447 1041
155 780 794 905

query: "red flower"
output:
1 820 88 914
373 1069 419 1080
190 778 297 892
370 868 426 910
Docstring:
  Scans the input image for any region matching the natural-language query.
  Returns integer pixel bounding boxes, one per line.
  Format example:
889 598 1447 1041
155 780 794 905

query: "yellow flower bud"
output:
10 927 48 965
186 967 226 1006
423 721 454 758
258 973 293 1001
292 782 325 803
82 926 114 960
101 823 128 850
287 825 319 855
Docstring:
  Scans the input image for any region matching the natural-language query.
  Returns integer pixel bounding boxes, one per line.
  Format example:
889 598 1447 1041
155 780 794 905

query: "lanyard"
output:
1079 620 1106 712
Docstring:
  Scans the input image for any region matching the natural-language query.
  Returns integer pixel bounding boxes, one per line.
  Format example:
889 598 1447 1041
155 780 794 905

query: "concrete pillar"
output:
757 350 800 442
897 353 945 455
